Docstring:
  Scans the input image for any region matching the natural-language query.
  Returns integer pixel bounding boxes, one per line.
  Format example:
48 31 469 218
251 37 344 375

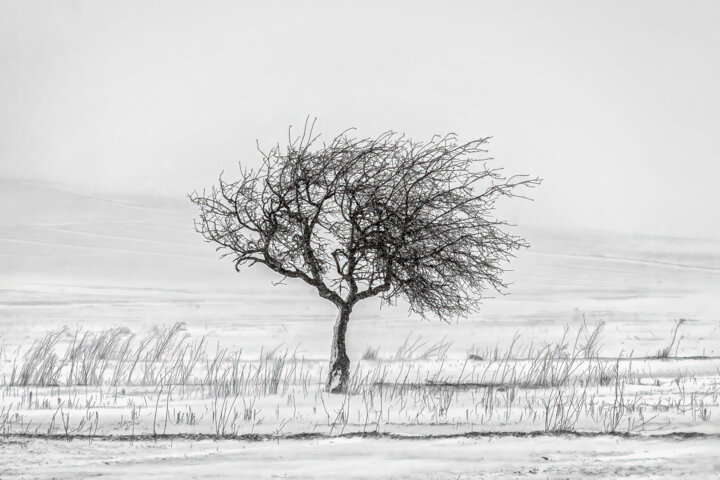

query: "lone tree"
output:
190 122 539 393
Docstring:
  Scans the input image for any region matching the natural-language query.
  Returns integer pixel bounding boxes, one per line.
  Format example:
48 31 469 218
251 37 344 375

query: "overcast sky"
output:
1 0 719 239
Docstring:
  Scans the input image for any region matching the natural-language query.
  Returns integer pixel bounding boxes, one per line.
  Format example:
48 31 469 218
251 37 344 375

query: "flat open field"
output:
3 434 719 479
1 181 719 478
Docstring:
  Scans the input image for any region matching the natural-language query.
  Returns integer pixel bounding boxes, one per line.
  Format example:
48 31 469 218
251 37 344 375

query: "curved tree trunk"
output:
326 305 351 393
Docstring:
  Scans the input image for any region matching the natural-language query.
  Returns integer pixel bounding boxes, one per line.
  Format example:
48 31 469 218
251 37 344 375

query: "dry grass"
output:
655 319 687 358
0 321 717 438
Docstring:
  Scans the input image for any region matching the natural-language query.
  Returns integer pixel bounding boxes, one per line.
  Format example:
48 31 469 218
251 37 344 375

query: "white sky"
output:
1 0 719 238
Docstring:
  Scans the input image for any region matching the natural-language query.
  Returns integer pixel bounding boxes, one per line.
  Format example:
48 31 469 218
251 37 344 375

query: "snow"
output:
2 435 718 479
2 179 720 477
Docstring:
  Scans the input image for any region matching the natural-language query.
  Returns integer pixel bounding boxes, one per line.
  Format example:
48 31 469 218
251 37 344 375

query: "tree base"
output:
326 357 349 394
326 306 351 394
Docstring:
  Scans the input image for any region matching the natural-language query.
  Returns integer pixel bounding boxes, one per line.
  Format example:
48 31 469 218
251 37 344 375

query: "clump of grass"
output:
655 319 687 358
140 323 190 385
9 328 66 386
393 334 452 361
580 318 605 358
265 351 286 395
464 323 608 389
542 382 588 432
164 333 208 386
64 327 133 385
6 323 206 388
524 322 607 387
205 347 246 396
361 346 380 361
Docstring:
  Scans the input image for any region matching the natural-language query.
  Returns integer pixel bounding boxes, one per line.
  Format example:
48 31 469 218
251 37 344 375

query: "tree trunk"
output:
326 305 351 393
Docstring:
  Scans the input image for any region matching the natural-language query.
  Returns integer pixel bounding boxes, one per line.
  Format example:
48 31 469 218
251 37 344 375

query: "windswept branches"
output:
190 122 540 319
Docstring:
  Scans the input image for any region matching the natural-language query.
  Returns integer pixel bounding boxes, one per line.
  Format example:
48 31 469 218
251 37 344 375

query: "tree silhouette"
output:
190 121 539 393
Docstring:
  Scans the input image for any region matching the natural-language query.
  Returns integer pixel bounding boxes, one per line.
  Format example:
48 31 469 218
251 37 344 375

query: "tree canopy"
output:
190 123 539 320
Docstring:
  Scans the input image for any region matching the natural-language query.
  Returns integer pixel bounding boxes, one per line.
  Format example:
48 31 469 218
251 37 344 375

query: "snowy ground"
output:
1 179 720 477
2 434 719 479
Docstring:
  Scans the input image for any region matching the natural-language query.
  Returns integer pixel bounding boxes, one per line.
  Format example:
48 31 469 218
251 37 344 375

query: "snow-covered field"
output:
3 434 719 479
1 179 720 478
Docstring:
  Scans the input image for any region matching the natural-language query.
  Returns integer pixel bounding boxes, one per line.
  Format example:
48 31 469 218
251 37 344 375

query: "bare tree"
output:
190 121 539 393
